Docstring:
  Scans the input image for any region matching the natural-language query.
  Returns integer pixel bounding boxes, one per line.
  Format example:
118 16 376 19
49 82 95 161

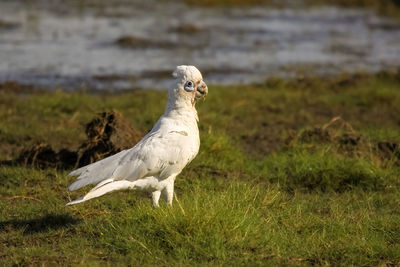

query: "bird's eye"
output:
184 80 195 92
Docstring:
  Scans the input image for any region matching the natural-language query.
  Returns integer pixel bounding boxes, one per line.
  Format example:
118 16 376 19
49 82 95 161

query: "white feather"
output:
67 180 133 205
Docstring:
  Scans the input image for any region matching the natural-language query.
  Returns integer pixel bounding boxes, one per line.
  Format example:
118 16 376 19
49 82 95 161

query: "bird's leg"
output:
162 181 175 206
152 190 161 207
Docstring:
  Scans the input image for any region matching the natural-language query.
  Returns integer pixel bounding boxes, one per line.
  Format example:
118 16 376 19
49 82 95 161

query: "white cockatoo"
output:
66 65 208 206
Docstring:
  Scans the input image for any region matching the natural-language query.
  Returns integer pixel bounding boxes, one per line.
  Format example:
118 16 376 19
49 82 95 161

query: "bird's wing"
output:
68 130 195 191
67 148 131 191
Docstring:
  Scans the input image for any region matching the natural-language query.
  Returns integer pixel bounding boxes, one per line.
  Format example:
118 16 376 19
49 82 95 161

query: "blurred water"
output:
0 1 399 90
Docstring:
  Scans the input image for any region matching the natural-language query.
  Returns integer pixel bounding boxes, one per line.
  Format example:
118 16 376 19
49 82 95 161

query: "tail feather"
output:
67 149 130 191
66 180 134 206
67 165 89 177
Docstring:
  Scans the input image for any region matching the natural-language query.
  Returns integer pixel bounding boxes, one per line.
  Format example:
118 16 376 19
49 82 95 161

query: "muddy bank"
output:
115 36 176 49
1 1 400 90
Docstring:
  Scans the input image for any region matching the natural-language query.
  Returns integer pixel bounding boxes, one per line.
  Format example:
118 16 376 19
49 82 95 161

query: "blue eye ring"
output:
184 80 194 92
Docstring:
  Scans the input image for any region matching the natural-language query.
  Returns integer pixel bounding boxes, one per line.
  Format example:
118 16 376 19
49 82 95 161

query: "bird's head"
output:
168 65 208 108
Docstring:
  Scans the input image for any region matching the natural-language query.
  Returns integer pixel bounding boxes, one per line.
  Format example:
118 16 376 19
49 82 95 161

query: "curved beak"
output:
195 80 208 100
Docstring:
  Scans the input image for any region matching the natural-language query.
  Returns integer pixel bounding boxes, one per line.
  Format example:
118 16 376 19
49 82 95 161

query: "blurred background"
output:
1 0 400 91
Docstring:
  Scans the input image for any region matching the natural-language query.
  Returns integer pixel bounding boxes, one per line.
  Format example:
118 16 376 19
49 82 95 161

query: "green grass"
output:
260 147 393 192
1 72 400 265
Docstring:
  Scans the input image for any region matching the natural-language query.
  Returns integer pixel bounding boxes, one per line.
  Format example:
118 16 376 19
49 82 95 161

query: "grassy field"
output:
0 72 400 265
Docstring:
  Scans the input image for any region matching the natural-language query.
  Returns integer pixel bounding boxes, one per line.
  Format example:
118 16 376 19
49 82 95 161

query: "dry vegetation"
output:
186 0 400 18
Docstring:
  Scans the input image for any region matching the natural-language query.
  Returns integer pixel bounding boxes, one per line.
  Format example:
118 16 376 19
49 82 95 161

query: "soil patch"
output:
17 143 77 169
16 110 143 169
290 117 400 164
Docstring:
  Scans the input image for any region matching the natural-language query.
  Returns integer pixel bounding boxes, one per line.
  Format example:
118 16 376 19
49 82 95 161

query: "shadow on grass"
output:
0 214 81 234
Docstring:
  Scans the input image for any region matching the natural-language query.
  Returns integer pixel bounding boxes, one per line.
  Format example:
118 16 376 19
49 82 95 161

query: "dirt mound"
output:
299 127 332 143
292 116 400 164
298 117 357 141
17 110 143 169
76 111 143 167
298 117 366 152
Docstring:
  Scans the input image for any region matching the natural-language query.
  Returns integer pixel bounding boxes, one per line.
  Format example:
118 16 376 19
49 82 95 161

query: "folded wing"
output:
67 131 189 191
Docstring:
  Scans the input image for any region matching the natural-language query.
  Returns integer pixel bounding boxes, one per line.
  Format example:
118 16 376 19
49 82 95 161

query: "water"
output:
0 1 399 90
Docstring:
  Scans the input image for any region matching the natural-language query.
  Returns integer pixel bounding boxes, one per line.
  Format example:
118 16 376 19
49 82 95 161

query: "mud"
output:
115 36 176 49
17 111 143 169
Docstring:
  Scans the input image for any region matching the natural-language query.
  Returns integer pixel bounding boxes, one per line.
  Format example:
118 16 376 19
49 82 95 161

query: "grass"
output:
0 72 400 265
309 0 400 19
17 0 400 19
185 0 400 19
